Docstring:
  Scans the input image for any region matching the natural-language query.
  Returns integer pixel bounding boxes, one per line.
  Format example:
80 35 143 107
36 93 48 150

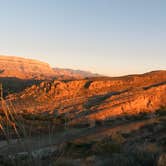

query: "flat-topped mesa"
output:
0 55 55 79
0 55 100 80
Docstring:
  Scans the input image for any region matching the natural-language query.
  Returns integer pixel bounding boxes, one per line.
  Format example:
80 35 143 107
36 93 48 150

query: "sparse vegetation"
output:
156 107 166 116
0 69 165 166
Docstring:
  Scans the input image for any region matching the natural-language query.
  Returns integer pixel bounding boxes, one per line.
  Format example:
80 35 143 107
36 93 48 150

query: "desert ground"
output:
0 56 165 166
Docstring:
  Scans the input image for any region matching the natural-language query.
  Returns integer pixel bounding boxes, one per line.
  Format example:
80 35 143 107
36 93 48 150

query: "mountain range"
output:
0 55 99 80
0 55 165 165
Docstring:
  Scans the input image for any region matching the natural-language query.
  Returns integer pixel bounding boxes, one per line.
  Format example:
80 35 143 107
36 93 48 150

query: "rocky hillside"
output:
0 69 166 166
7 70 166 124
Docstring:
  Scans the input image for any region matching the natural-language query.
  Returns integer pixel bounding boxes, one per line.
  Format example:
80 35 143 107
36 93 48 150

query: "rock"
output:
86 155 96 162
157 153 166 166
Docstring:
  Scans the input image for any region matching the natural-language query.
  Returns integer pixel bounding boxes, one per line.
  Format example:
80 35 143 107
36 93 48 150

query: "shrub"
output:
156 107 166 116
63 141 93 157
92 138 122 155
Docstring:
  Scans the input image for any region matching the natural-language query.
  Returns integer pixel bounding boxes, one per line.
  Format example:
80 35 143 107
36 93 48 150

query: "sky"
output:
0 0 165 76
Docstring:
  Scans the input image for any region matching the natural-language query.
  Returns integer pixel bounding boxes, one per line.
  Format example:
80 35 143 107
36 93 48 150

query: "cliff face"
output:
0 56 55 79
0 56 99 80
7 70 166 124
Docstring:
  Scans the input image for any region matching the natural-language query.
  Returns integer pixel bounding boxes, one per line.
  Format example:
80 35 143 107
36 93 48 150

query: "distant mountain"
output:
0 55 100 80
0 56 55 79
53 68 100 79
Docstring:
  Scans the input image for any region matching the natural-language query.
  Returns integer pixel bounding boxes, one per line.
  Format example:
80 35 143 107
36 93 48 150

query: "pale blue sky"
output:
0 0 165 76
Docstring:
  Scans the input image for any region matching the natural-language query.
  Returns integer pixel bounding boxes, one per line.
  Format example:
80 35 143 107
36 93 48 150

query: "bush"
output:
99 152 157 166
156 107 166 116
63 142 93 157
92 138 122 155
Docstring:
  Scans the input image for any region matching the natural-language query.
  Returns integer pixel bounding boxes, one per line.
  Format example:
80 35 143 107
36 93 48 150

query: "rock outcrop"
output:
6 70 166 124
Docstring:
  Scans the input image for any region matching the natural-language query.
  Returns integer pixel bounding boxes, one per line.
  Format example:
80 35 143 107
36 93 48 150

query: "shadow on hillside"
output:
62 89 130 121
0 77 43 96
84 89 129 109
143 81 166 90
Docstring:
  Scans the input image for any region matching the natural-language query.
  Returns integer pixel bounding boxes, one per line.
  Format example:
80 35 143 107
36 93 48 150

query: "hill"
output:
0 55 99 80
7 70 166 123
0 68 165 165
0 55 100 95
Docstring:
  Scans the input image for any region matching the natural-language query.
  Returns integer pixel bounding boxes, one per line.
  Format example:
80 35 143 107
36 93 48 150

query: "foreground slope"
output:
0 70 166 166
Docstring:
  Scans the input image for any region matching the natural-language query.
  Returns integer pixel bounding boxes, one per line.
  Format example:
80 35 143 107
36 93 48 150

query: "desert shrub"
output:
92 138 122 155
111 132 125 144
134 112 149 120
156 107 166 116
64 141 93 157
95 120 104 126
66 142 93 150
158 137 166 147
99 152 157 166
157 153 166 166
132 152 157 166
121 132 131 138
22 113 54 121
71 122 90 128
22 113 67 127
91 133 125 155
123 112 149 122
144 143 159 153
139 123 159 132
0 156 36 166
99 153 136 166
52 118 64 126
53 159 76 166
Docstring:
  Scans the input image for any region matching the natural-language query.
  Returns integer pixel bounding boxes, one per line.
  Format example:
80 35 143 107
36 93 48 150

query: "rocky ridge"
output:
7 70 166 124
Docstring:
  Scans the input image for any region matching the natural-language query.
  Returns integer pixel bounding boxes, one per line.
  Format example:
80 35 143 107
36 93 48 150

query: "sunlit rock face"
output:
0 56 55 79
0 56 99 80
6 70 166 124
86 84 166 121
